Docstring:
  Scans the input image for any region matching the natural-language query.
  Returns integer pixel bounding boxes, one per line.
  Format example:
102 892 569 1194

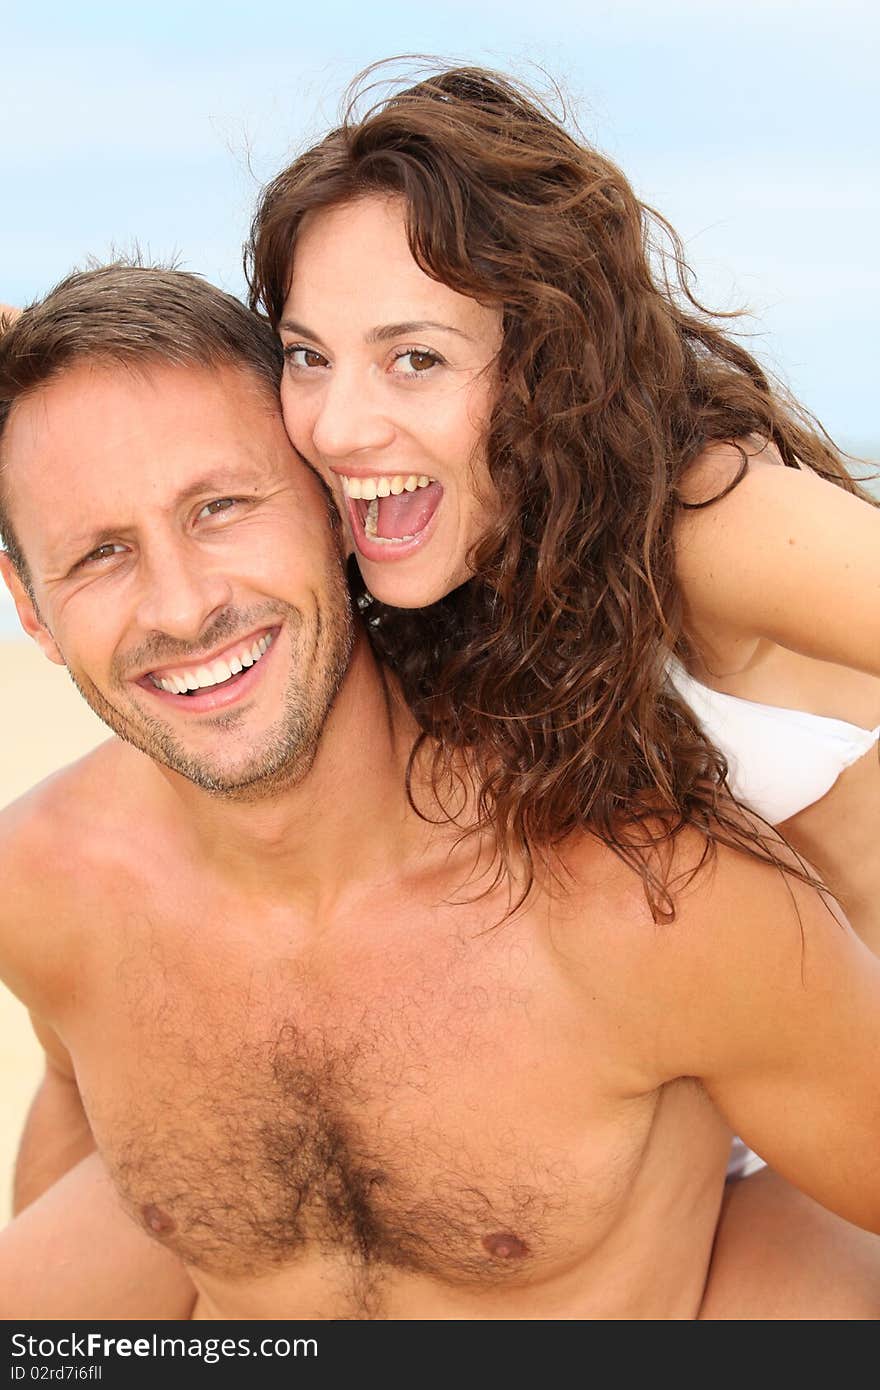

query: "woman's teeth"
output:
363 497 418 543
341 474 441 547
149 632 273 695
341 474 433 499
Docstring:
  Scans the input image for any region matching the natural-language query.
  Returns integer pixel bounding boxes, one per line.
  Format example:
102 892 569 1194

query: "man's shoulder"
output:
3 738 120 854
550 819 824 965
0 739 161 916
551 821 840 1087
0 740 159 1005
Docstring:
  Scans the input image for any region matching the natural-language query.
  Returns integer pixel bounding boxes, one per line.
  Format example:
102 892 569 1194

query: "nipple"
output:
142 1203 176 1237
482 1232 529 1260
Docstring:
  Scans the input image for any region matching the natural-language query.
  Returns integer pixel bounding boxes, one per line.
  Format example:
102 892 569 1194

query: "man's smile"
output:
135 626 279 713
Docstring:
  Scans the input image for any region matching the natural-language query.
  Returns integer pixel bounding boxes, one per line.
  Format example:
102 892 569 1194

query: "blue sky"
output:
4 0 877 441
1 2 877 631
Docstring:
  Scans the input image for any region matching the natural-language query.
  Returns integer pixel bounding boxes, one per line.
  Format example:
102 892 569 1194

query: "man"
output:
0 265 878 1320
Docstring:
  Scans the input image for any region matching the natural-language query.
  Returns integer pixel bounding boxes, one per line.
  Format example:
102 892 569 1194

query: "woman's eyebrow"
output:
279 316 473 344
278 317 326 344
366 320 473 343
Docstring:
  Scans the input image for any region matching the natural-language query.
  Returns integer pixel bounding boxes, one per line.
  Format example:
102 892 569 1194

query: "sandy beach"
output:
0 639 108 1220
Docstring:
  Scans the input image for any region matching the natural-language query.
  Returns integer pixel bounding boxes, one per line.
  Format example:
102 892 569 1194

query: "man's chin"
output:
172 754 318 804
154 730 320 801
66 670 316 801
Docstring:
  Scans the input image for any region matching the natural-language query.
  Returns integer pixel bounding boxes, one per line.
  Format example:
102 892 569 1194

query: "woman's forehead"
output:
286 197 501 345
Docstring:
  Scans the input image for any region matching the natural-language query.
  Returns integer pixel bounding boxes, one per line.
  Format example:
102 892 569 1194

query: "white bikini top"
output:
666 657 880 824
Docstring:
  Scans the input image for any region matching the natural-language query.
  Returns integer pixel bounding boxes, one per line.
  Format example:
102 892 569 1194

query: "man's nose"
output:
134 538 234 641
309 369 396 460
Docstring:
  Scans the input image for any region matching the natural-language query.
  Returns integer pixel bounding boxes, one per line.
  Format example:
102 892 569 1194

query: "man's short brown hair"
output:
0 262 283 585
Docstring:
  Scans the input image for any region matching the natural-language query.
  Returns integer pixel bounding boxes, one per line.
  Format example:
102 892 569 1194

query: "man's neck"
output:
151 633 437 911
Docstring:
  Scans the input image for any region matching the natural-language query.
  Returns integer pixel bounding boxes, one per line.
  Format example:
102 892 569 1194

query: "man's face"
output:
0 359 353 797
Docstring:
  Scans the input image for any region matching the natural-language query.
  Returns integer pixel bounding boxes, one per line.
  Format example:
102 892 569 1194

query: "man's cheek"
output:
62 632 117 685
235 539 308 589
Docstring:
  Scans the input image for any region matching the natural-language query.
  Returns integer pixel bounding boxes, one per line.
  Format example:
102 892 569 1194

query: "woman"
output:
247 65 880 950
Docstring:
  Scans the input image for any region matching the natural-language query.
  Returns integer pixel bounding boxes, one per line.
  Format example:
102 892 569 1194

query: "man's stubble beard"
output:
64 563 355 803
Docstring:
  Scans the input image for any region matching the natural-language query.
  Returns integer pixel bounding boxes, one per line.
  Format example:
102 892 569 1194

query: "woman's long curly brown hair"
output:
247 62 877 918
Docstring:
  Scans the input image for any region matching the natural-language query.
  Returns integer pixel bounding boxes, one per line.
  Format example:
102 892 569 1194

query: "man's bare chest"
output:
65 886 658 1289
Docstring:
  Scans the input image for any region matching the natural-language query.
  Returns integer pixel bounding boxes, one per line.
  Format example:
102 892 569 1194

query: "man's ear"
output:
0 553 65 666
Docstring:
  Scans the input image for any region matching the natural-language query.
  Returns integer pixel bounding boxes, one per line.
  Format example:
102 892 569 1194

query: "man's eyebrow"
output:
54 525 124 567
279 317 474 345
171 470 263 507
51 471 264 570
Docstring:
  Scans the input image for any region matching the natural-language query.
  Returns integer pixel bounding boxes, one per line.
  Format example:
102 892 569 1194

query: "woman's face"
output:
279 196 503 608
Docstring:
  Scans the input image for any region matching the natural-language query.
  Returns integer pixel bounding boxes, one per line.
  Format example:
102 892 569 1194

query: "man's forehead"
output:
9 356 279 430
6 356 283 464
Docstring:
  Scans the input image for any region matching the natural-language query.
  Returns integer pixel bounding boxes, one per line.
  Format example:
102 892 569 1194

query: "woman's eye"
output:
284 346 329 370
393 349 441 376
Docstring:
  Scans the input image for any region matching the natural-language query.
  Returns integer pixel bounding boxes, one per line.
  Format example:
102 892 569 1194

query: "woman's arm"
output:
0 1152 197 1319
652 836 880 1233
700 1166 880 1319
674 443 880 675
2 1016 196 1318
13 1017 95 1214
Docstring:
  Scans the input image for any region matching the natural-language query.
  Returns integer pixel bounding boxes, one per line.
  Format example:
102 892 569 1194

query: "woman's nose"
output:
309 369 396 461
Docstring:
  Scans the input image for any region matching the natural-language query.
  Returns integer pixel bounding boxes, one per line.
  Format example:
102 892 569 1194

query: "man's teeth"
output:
150 632 273 694
341 473 432 500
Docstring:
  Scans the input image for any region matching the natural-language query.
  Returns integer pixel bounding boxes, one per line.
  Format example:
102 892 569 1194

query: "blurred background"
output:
1 0 878 1213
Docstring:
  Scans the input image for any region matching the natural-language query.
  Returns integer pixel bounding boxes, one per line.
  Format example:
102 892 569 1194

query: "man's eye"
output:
81 543 126 567
283 346 329 370
199 498 237 518
393 349 442 376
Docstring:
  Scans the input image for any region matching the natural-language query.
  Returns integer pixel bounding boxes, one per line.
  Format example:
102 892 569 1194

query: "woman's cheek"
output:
280 386 312 455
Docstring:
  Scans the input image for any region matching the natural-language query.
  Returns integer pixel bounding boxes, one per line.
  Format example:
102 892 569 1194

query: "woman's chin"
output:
355 552 465 611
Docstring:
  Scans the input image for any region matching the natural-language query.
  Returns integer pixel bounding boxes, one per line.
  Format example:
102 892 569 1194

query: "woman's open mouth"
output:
338 473 443 562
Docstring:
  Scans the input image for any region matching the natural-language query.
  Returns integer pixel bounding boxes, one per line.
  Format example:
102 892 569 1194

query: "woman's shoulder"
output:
675 435 787 510
673 436 880 673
